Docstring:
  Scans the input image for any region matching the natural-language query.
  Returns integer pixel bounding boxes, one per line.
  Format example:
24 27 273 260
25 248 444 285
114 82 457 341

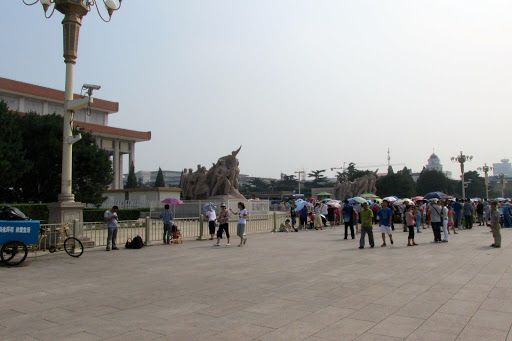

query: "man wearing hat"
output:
214 203 230 246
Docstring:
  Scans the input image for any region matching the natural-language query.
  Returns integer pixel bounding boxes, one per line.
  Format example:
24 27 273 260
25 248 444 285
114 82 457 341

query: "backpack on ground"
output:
125 235 144 249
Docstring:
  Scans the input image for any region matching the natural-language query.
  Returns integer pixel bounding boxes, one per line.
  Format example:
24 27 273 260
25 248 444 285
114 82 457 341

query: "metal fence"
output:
42 211 290 248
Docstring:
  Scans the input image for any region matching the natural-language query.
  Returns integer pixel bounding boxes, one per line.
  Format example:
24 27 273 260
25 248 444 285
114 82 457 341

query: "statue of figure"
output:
219 146 241 193
185 167 197 200
194 166 210 200
211 160 231 197
232 160 240 191
179 168 189 198
368 171 378 194
356 175 369 196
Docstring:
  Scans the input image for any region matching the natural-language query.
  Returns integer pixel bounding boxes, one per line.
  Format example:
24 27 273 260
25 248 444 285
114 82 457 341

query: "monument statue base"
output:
47 201 85 224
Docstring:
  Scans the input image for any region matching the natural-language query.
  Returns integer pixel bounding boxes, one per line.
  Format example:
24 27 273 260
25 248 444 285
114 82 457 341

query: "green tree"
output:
247 177 270 192
0 102 115 204
376 167 415 198
463 171 486 198
416 169 456 196
345 162 372 181
72 130 114 204
307 169 327 186
154 168 166 187
125 161 138 188
0 101 33 202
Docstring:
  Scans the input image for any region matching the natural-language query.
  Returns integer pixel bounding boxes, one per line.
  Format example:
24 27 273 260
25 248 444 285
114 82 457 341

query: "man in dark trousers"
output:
342 200 355 239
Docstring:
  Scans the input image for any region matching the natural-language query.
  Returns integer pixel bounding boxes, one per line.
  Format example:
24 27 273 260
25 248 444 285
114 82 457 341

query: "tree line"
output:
241 162 496 199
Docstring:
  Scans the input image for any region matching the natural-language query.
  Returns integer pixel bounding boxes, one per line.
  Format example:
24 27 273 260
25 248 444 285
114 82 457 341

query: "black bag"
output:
125 235 144 249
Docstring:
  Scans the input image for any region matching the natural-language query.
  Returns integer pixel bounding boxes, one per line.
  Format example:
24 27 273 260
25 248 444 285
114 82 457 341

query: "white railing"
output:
41 211 289 248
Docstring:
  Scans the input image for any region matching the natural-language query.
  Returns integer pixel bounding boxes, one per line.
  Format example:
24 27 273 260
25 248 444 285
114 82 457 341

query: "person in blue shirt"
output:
378 200 394 247
451 199 463 230
299 206 308 230
503 203 511 228
342 200 355 239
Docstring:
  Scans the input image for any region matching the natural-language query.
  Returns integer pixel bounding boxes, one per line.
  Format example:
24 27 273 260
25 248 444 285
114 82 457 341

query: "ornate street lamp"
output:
451 151 472 200
477 164 493 200
22 0 122 222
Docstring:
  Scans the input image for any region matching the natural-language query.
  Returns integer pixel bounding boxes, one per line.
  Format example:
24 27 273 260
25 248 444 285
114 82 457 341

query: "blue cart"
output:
0 220 84 266
0 220 40 266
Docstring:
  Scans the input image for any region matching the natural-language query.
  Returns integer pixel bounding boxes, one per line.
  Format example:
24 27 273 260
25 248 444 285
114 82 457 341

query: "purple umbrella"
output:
161 198 183 204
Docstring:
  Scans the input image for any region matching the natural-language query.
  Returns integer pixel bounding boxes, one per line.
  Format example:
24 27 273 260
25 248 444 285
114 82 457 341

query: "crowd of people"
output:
102 198 507 251
275 197 507 250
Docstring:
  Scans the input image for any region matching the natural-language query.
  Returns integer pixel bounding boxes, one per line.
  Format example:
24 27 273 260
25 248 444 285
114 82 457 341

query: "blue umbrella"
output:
348 198 356 204
424 192 446 200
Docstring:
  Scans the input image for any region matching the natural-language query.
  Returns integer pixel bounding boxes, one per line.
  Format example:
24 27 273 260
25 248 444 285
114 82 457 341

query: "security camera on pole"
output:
22 0 122 223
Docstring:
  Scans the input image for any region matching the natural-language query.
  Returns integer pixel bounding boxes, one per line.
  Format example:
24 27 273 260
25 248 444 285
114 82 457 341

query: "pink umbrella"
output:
413 196 424 201
161 198 183 204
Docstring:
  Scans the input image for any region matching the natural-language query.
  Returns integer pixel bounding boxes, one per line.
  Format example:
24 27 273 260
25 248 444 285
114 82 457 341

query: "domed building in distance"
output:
425 153 453 179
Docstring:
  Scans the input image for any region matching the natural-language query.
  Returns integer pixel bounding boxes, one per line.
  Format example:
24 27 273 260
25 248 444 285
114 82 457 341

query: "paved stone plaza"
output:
1 225 512 340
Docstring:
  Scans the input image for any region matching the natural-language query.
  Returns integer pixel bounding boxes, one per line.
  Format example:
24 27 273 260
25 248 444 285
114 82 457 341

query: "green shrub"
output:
5 204 49 221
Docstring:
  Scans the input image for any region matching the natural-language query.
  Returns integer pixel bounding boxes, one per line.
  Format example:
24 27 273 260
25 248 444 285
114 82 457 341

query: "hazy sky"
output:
3 1 511 180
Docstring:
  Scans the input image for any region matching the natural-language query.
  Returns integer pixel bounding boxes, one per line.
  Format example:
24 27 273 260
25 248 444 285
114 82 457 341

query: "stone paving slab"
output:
1 225 512 340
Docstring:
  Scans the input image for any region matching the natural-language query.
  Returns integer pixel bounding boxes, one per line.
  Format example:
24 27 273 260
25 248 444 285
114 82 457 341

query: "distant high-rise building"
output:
493 159 512 177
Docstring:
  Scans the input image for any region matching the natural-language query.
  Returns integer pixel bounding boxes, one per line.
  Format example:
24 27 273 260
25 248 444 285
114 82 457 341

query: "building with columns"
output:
0 77 151 189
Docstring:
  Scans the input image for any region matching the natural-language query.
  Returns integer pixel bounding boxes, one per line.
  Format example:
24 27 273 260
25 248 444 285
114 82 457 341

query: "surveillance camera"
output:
66 134 82 145
82 84 101 90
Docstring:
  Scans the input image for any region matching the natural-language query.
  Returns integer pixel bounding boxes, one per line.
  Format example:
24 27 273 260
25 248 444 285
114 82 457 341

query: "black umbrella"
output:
423 192 446 200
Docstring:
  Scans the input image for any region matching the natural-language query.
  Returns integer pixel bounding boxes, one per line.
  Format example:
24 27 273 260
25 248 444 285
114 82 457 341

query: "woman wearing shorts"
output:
214 203 230 247
230 202 248 247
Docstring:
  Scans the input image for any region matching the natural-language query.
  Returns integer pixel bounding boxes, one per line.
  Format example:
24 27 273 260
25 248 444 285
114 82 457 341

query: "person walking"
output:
290 204 297 231
447 205 457 234
415 206 422 233
299 205 308 230
206 207 217 240
428 200 443 243
320 202 328 227
342 200 355 239
104 205 119 251
160 204 174 245
214 203 230 246
406 206 418 246
451 199 463 230
378 200 394 247
327 205 335 227
463 199 474 229
502 202 511 228
476 201 484 226
490 201 502 248
230 202 248 247
441 201 449 243
314 203 323 230
359 202 375 249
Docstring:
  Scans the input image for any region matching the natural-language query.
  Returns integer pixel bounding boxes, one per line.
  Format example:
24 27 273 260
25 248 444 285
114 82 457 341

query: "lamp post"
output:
498 173 507 198
294 170 305 195
451 151 472 200
23 0 122 223
477 164 492 200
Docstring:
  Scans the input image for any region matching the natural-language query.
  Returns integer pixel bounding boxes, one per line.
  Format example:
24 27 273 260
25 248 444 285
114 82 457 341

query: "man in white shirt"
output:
206 209 217 240
320 203 328 227
104 205 119 251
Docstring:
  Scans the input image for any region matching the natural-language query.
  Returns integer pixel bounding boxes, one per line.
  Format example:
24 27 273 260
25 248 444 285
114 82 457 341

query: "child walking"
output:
415 206 422 233
406 206 418 246
447 205 457 234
